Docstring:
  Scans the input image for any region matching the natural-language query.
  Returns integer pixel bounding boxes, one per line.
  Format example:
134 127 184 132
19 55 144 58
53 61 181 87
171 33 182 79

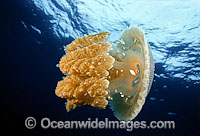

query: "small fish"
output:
168 112 176 115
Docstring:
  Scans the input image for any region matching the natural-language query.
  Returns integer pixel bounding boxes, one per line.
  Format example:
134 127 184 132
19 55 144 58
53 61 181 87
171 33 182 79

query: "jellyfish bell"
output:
107 25 154 121
55 25 154 121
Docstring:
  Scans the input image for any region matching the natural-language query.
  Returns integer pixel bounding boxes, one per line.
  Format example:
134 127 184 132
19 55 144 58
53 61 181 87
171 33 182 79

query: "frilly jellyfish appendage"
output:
55 25 154 121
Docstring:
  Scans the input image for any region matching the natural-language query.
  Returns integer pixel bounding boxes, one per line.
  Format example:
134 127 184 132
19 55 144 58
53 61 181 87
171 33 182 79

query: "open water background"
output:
0 0 199 135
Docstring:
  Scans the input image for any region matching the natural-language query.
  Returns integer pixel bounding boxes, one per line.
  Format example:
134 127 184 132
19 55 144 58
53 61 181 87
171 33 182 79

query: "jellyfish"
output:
55 25 154 121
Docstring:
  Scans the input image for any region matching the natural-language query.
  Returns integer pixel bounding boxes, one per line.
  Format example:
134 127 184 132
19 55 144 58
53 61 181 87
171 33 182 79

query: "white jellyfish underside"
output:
55 25 154 121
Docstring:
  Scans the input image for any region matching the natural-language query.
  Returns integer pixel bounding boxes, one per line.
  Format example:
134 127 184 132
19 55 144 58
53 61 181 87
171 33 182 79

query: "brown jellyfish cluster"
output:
55 26 154 121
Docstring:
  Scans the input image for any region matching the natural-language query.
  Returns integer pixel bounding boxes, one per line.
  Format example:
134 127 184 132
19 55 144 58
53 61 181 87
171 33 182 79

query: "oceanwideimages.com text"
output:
25 117 175 131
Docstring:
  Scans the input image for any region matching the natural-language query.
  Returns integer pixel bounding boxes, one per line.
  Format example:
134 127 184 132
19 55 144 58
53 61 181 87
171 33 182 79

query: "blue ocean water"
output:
0 0 199 135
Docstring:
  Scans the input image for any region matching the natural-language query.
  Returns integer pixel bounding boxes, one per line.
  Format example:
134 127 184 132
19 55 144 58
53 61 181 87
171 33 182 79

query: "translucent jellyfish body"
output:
55 25 154 121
